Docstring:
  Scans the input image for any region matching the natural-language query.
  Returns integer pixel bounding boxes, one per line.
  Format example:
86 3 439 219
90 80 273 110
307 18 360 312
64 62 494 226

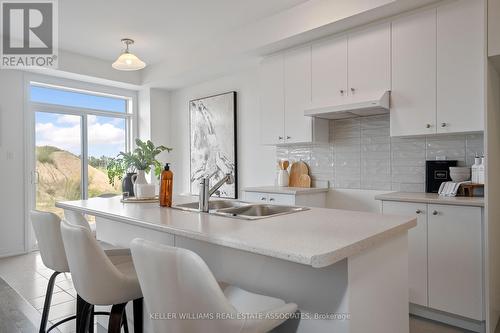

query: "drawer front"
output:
267 193 295 205
244 192 268 203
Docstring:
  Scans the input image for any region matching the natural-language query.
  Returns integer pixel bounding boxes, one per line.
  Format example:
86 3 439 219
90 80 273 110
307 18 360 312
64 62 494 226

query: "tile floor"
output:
0 251 98 333
0 251 486 333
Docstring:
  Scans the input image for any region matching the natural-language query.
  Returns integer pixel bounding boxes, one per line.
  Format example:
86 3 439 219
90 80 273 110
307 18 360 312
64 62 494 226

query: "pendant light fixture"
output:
112 38 146 71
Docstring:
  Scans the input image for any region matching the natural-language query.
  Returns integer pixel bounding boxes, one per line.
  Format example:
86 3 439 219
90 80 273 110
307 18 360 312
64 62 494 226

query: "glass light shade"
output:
112 52 146 71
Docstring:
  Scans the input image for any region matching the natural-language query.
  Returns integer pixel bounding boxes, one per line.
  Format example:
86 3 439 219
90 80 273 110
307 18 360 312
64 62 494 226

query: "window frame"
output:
24 73 138 250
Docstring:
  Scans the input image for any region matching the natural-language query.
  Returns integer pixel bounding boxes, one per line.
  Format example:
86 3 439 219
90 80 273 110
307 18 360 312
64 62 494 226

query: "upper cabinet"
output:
311 36 348 108
391 9 437 136
259 54 284 145
437 0 484 133
284 46 313 144
311 23 390 108
348 23 391 101
260 47 328 145
391 0 484 136
261 0 485 142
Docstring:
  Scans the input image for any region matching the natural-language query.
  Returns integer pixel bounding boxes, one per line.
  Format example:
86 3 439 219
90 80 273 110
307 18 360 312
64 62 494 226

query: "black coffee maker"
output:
425 160 458 193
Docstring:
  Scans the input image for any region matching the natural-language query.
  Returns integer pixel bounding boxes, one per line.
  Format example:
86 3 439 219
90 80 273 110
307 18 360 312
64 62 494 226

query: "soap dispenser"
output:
471 154 481 183
160 163 173 207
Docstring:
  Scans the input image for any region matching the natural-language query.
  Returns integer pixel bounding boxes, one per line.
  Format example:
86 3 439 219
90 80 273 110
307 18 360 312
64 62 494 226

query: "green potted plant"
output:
107 139 172 198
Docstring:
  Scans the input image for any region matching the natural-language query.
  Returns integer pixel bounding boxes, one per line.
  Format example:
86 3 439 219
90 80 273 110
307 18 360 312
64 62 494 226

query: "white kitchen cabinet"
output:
243 188 327 207
436 0 484 133
391 0 485 137
428 204 483 320
348 23 391 102
311 36 348 107
260 48 328 145
391 8 437 136
378 196 485 325
310 23 390 109
382 201 428 307
284 46 313 144
260 53 284 145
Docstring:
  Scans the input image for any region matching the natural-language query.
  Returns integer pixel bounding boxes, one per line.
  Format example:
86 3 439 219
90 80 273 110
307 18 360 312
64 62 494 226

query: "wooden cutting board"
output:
289 161 310 187
298 174 311 188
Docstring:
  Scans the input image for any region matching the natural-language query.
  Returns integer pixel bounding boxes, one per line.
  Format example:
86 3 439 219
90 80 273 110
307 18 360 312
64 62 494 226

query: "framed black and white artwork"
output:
189 91 237 199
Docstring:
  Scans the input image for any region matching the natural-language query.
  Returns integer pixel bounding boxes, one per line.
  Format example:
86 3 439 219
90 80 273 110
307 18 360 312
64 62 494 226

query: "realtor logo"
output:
1 0 58 68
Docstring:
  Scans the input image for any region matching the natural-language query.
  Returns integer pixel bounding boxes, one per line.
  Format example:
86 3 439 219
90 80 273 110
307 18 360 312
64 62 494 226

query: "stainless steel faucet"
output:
199 172 235 212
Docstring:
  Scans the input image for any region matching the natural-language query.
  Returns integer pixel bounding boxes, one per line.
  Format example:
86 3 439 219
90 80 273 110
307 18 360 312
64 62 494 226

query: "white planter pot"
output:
132 170 155 198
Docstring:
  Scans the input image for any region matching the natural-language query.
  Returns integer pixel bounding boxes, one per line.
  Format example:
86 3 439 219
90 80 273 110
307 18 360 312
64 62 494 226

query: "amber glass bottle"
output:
159 163 173 207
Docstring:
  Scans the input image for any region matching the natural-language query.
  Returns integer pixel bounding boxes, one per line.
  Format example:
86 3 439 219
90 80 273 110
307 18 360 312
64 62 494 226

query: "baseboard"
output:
410 303 486 333
0 249 28 259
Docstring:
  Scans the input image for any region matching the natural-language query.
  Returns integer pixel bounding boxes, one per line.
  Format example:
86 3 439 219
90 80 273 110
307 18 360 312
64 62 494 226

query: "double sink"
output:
172 200 309 220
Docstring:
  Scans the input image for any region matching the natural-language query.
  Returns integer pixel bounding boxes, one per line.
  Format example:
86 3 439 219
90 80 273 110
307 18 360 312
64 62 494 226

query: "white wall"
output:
486 62 500 333
0 70 27 257
167 67 276 197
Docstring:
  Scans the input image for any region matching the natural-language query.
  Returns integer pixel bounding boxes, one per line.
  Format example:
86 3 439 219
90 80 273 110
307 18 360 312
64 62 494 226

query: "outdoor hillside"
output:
36 146 119 216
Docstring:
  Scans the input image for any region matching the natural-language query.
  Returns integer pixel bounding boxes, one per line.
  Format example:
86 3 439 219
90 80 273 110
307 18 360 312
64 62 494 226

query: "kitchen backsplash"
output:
276 114 484 192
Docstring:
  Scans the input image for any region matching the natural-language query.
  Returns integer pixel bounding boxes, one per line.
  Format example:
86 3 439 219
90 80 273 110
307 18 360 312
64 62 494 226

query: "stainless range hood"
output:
304 91 390 120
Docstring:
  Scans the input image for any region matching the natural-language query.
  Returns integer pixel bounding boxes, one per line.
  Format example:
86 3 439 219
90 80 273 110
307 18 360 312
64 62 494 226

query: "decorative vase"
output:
277 169 289 187
132 170 155 199
122 172 136 196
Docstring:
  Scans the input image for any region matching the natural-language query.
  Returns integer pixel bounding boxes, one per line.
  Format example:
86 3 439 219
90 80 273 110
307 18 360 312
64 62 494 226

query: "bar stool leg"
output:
133 298 143 333
108 303 127 333
78 302 92 333
39 272 60 333
122 310 129 333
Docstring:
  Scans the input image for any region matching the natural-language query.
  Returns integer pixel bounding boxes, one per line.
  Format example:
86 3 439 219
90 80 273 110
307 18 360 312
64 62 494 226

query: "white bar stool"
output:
60 219 143 333
63 209 122 250
130 238 298 333
30 210 89 333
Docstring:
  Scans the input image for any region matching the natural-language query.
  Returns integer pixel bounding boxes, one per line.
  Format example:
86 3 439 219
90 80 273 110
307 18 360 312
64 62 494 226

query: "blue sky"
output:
33 86 127 158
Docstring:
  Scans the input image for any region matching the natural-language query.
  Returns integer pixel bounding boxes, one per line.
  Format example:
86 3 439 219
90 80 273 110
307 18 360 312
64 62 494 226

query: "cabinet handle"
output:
340 89 345 95
441 122 447 128
416 209 422 214
286 136 291 140
432 210 438 216
350 88 356 93
261 197 266 201
269 197 275 202
278 136 283 140
426 124 432 129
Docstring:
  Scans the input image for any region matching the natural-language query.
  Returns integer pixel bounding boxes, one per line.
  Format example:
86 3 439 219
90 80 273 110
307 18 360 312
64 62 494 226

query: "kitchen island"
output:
57 196 416 333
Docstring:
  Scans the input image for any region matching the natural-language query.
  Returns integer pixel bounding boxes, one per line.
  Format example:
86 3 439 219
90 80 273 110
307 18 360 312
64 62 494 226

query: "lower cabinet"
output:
381 201 484 321
382 201 428 307
243 190 326 207
427 204 483 321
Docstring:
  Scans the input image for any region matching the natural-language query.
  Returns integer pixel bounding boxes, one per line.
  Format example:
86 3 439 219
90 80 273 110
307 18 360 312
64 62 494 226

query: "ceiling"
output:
59 0 309 65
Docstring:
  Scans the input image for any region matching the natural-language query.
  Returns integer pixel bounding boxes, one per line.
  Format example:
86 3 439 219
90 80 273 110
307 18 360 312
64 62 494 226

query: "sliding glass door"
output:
35 112 82 217
29 82 133 219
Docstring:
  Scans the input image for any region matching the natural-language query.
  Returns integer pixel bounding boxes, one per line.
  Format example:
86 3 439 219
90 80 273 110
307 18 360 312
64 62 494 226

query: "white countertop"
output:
56 196 415 268
243 186 329 195
375 192 484 207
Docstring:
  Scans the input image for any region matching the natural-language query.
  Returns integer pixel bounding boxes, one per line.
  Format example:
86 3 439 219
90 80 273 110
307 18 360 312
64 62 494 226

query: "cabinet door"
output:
244 192 268 203
260 54 285 145
284 46 312 144
382 201 428 307
391 9 437 136
311 36 348 108
428 204 483 320
348 23 391 101
437 0 484 133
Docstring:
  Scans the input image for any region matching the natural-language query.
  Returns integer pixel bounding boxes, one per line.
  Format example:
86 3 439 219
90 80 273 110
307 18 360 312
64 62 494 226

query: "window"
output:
30 82 134 217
